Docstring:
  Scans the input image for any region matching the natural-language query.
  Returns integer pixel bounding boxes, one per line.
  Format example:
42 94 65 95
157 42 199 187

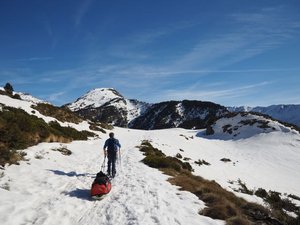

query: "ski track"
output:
0 129 222 225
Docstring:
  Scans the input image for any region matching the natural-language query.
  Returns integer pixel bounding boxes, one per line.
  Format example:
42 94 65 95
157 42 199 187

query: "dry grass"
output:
51 146 72 156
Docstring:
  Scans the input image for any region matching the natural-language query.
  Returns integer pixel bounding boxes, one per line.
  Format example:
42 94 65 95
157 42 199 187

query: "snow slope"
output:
1 124 300 224
0 93 91 132
67 88 124 111
0 128 223 225
145 128 300 199
204 112 296 140
1 92 300 224
0 87 48 104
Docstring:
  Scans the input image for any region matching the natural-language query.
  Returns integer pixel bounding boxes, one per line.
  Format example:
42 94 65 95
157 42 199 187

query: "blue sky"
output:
0 0 300 106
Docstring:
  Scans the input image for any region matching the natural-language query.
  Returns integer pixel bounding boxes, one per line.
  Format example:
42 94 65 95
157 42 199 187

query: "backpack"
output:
107 138 118 152
94 171 110 185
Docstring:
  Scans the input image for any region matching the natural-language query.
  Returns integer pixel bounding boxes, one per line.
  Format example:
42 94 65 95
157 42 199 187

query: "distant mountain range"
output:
65 88 300 129
1 86 299 129
64 88 228 129
228 105 300 126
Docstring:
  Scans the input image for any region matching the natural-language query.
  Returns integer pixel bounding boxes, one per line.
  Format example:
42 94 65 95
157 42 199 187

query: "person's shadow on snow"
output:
67 189 92 201
48 169 93 177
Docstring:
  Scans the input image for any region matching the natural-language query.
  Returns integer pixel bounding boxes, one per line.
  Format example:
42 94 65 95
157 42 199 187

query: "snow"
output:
67 88 149 124
252 104 300 126
0 128 224 225
205 113 296 140
228 104 300 126
1 93 300 224
16 92 49 104
143 128 300 199
1 123 300 224
68 88 123 111
0 93 93 132
125 99 149 123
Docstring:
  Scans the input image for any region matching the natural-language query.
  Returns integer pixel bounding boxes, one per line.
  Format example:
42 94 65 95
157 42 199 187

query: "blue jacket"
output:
103 138 121 151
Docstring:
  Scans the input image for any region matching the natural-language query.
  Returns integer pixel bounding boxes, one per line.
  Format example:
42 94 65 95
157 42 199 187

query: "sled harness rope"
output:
101 156 106 172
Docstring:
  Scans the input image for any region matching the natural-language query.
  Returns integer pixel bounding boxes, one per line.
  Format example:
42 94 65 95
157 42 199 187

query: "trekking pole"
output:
119 149 122 168
101 156 106 172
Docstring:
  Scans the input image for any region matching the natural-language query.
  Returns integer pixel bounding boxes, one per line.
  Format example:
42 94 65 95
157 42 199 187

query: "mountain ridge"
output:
228 104 300 126
65 88 228 129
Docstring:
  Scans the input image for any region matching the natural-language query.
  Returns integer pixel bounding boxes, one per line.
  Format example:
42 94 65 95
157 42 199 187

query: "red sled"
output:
91 171 111 199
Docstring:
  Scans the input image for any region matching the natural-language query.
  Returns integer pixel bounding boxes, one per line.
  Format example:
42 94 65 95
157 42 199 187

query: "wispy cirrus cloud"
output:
74 0 95 27
107 21 198 60
85 5 300 83
172 7 300 70
47 91 66 102
17 57 53 62
158 81 274 103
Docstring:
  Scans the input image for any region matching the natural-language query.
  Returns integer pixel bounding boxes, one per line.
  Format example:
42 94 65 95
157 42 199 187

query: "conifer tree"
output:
4 82 13 95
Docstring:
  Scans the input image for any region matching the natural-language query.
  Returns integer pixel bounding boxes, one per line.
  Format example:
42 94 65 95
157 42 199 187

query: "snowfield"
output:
1 93 300 225
1 126 300 225
0 128 224 225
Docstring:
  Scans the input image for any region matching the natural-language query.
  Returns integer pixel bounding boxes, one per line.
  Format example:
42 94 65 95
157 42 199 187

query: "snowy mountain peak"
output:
67 88 124 111
66 88 150 126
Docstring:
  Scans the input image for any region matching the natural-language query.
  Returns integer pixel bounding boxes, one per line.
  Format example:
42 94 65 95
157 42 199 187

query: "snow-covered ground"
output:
0 93 91 132
0 128 224 225
1 93 300 225
1 126 300 225
146 128 300 198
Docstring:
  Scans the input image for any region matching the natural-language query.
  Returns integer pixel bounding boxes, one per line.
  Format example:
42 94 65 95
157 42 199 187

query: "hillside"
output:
0 90 300 225
203 112 299 140
0 92 98 166
1 127 299 225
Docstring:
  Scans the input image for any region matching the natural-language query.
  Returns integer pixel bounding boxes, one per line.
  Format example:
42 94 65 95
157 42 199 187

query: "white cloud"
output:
157 81 274 102
17 57 53 62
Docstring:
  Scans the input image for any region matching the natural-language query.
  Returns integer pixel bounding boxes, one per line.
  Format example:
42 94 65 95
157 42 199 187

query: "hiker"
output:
103 132 121 177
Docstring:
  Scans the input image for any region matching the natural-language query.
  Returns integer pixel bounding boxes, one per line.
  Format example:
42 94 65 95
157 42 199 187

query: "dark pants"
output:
107 150 117 176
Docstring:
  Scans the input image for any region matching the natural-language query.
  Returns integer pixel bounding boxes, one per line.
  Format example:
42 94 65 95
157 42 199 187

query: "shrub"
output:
223 124 233 134
255 188 268 198
139 141 193 173
237 179 253 195
195 159 211 166
201 203 238 220
138 141 297 225
4 83 13 95
176 153 182 158
0 106 94 165
89 124 106 133
33 103 83 124
221 158 231 162
142 155 182 171
226 216 251 225
12 94 21 99
288 194 300 201
52 146 72 156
